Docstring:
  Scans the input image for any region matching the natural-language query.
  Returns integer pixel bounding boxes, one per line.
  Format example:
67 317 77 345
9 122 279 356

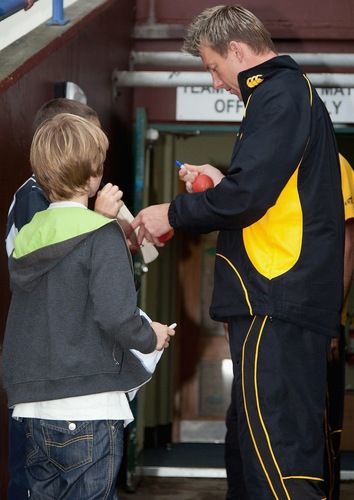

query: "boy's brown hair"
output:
30 113 108 201
32 98 100 133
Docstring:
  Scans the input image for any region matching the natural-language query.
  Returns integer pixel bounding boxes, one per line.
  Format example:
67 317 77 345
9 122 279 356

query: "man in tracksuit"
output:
131 5 344 499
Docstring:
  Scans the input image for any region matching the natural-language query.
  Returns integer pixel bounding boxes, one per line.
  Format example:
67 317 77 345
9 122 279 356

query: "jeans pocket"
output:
41 420 93 472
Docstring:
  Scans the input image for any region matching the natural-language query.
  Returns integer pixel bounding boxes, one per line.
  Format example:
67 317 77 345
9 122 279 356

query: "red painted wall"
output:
136 0 354 43
134 0 354 123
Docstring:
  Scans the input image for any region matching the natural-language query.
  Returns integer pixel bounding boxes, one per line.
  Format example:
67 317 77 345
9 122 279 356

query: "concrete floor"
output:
118 477 354 499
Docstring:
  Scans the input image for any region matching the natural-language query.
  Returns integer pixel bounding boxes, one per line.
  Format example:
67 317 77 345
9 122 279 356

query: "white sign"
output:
176 87 244 122
176 86 354 124
317 87 354 123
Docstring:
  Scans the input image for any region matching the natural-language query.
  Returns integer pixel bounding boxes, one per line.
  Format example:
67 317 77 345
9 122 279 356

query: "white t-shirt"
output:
13 392 134 427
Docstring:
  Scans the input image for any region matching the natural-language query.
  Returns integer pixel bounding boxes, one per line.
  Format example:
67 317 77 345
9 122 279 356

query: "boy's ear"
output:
87 176 99 198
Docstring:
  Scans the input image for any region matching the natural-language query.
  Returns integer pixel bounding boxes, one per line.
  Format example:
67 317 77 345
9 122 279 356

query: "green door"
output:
123 110 178 491
124 107 148 491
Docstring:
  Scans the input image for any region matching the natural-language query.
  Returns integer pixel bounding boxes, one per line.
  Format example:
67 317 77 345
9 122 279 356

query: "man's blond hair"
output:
183 5 276 57
30 113 108 201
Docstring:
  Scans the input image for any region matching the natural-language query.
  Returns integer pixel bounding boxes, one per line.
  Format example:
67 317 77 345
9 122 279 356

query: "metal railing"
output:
0 0 68 24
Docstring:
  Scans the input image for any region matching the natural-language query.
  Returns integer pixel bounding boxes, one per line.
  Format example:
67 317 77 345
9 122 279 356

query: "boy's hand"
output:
150 321 176 350
24 0 35 10
95 183 123 218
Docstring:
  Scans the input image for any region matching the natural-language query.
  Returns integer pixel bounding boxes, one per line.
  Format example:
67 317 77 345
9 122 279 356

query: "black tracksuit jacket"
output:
168 55 344 337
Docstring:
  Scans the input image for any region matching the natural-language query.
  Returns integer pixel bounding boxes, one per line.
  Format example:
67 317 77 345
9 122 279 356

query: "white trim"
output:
341 470 354 481
140 466 354 480
140 467 227 478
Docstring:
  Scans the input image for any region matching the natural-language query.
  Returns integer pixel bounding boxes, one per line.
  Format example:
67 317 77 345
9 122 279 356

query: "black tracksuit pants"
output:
226 315 331 499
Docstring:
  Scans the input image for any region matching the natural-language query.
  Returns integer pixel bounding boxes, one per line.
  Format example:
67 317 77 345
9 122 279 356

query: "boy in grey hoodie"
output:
3 113 174 500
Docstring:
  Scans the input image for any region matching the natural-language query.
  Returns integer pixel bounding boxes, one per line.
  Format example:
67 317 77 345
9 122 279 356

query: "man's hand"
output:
94 183 123 218
131 203 172 246
179 163 224 193
328 337 340 364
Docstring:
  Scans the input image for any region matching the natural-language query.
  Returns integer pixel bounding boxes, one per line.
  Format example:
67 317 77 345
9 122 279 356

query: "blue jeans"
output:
8 410 29 499
22 418 124 499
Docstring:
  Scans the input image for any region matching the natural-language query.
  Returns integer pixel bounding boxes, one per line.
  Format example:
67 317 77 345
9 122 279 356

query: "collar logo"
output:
246 74 264 88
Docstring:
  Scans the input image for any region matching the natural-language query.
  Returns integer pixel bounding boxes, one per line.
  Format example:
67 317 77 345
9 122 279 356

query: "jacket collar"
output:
238 55 302 102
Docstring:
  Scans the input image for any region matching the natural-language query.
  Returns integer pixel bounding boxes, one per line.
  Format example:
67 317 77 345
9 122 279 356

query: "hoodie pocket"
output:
112 341 123 372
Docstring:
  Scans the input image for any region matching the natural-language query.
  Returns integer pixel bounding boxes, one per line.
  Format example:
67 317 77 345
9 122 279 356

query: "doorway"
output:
137 124 239 445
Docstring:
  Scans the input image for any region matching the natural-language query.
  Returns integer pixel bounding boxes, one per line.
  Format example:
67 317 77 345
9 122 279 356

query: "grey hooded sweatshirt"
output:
3 206 157 407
